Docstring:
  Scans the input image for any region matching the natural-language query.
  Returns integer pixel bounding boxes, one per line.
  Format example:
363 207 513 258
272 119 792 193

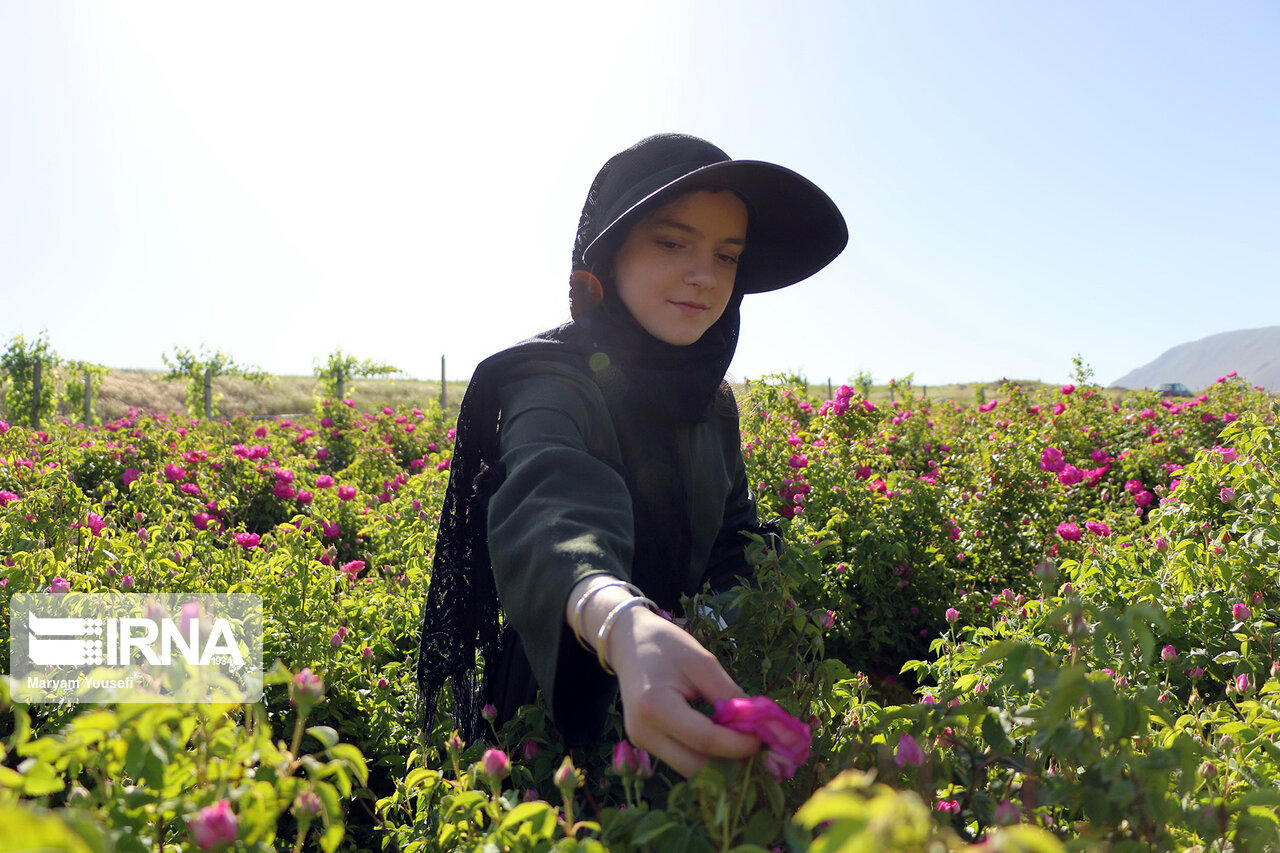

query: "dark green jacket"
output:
485 360 759 741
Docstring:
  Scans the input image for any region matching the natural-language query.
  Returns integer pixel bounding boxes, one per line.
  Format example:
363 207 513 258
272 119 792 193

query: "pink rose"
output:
75 512 107 537
174 603 199 635
164 463 186 481
315 474 334 489
1039 447 1066 473
994 799 1020 825
337 485 356 501
1057 465 1083 486
480 748 511 782
1056 522 1082 542
49 576 71 594
894 733 925 768
711 696 811 779
612 740 654 779
340 560 365 583
188 799 238 850
293 667 324 699
122 468 141 486
1084 520 1111 537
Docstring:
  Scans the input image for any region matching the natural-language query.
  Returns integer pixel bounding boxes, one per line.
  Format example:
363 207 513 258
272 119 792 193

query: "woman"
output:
417 133 846 777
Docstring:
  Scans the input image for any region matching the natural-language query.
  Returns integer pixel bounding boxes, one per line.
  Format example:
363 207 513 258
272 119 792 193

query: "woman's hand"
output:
606 607 761 777
566 576 760 777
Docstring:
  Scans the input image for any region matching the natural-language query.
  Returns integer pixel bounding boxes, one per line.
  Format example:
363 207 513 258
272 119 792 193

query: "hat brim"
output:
581 159 848 294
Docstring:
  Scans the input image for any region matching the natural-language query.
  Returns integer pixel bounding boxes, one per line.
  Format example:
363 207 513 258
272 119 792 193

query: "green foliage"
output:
0 367 1277 851
313 348 400 406
852 370 873 400
0 668 368 852
61 361 110 426
161 345 272 419
1 332 61 427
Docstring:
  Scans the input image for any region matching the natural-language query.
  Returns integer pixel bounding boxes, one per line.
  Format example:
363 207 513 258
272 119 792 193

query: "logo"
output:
10 594 262 704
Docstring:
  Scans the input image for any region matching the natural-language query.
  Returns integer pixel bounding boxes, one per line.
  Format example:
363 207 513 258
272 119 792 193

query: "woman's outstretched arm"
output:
565 577 761 777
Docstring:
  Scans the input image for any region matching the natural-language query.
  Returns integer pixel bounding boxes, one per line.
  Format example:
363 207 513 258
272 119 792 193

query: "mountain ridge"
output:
1112 327 1280 391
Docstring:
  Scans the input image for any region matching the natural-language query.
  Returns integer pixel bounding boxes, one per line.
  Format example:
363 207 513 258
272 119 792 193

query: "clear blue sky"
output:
3 1 1277 388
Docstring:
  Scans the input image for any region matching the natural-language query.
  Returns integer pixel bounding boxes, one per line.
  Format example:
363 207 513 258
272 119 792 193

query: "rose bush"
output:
0 365 1276 851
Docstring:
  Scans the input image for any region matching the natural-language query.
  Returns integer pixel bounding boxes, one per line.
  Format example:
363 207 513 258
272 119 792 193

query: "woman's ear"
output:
569 269 604 321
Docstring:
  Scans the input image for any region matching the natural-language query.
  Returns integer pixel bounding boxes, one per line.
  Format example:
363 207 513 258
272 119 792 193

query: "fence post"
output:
440 355 447 412
203 367 213 419
83 371 92 424
336 374 345 403
31 358 42 429
827 378 833 400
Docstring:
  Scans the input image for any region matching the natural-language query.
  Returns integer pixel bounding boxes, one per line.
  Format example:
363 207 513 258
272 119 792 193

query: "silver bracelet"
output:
595 595 659 675
571 578 642 651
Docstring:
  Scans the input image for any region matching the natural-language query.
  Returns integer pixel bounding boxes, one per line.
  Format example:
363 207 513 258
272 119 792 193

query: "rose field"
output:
1 366 1279 853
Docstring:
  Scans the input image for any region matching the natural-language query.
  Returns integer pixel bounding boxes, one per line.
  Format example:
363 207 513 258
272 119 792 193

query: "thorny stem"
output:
290 709 309 760
722 753 758 853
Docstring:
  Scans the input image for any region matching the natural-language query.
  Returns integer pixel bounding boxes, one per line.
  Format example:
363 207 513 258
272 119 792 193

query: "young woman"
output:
417 133 846 777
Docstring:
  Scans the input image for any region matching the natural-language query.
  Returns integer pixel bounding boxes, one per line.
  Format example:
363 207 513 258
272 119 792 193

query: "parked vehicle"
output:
1157 382 1193 397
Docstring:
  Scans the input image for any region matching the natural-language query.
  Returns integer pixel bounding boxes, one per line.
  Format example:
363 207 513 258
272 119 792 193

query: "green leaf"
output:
306 725 340 749
405 767 439 792
741 807 782 846
630 813 678 846
1235 789 1280 809
319 821 345 853
500 801 554 829
326 743 369 785
19 762 66 797
1036 666 1087 722
0 763 24 788
982 710 1013 753
0 805 94 852
977 640 1022 666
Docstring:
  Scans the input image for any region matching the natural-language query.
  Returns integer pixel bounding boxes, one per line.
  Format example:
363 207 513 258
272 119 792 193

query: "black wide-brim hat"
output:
575 134 848 294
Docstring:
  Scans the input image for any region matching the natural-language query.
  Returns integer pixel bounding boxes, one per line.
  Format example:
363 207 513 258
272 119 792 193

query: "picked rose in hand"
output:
711 696 811 779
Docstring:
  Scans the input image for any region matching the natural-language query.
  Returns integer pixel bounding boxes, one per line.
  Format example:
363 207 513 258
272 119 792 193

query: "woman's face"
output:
609 189 748 346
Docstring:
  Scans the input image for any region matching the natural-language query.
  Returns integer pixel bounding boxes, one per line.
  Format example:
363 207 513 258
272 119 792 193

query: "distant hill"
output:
1112 327 1280 392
